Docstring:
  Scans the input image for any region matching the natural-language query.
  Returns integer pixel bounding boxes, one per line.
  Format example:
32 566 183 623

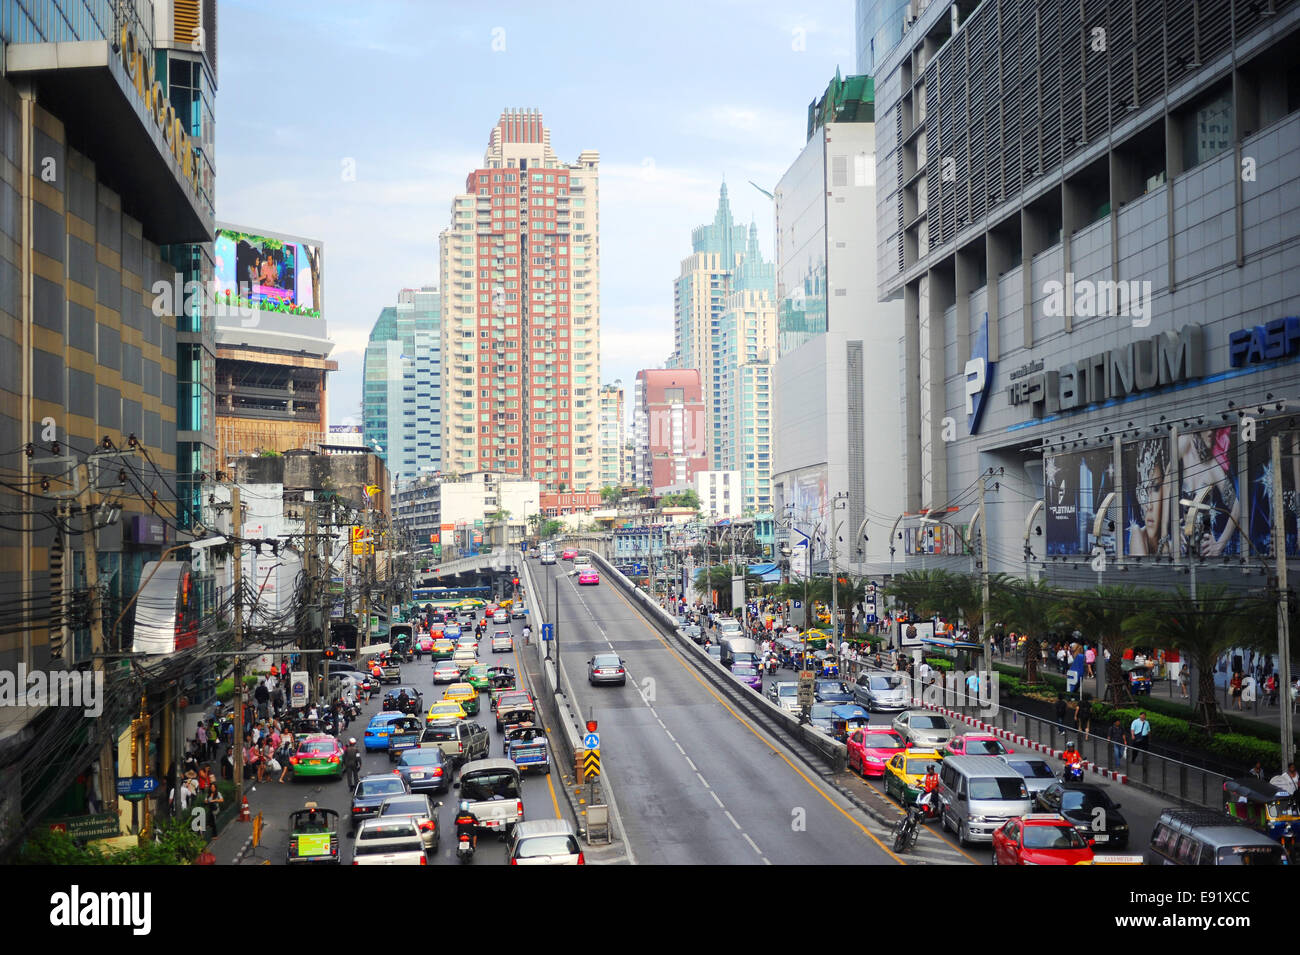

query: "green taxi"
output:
443 682 479 716
882 749 943 806
465 664 491 692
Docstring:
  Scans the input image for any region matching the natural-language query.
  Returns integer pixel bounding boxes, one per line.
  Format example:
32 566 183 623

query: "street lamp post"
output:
831 492 849 645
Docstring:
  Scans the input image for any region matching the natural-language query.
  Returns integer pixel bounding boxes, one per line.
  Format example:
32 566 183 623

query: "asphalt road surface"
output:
535 560 900 865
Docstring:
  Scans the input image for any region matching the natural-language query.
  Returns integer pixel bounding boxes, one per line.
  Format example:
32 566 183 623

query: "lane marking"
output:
742 832 763 855
696 773 710 789
684 756 698 772
723 810 742 830
604 580 906 865
673 741 685 755
710 791 725 808
513 635 562 821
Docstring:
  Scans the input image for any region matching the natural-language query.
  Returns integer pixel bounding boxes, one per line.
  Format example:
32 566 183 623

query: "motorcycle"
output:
892 791 938 853
456 832 475 864
1062 761 1084 782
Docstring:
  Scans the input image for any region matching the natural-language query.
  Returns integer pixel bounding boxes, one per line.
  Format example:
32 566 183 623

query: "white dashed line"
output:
742 833 763 855
762 857 772 865
674 741 685 755
723 810 742 830
684 756 698 772
664 730 676 743
696 773 710 788
655 718 666 729
710 791 725 808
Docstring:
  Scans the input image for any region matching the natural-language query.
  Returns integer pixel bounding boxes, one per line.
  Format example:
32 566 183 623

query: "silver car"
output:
892 709 955 748
587 653 626 686
767 681 800 715
352 817 427 865
996 754 1059 796
854 672 910 712
491 630 513 652
377 794 440 851
507 819 584 865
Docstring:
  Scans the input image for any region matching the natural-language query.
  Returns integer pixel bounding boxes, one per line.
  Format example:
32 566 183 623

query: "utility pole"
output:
1273 435 1294 767
979 474 992 675
231 484 245 812
79 462 115 822
305 502 319 706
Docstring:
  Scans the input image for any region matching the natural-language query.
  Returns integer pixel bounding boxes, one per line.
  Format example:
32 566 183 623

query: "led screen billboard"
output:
214 228 323 317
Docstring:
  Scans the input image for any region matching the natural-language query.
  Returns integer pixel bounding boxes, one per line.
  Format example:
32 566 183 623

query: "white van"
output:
936 755 1033 845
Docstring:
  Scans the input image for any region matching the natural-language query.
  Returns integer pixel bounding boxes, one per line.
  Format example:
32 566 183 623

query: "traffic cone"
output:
238 794 251 822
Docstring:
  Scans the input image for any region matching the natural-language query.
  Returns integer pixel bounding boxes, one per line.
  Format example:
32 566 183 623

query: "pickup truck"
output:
380 658 401 684
456 758 524 834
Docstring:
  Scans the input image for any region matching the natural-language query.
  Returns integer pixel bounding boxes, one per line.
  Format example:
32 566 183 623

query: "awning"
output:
355 643 392 658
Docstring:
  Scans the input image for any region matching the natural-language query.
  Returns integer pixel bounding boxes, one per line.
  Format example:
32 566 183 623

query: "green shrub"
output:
925 657 954 671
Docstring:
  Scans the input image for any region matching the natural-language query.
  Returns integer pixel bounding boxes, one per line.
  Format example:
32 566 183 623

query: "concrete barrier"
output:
583 549 847 772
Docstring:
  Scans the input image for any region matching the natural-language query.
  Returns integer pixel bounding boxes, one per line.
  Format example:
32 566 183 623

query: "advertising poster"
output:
1124 437 1173 557
1044 449 1115 555
290 671 309 708
213 229 322 317
1247 420 1300 558
1176 426 1241 557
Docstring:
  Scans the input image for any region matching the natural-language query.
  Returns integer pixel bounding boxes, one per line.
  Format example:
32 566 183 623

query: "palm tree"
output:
694 564 763 613
1054 585 1155 703
992 578 1058 684
1125 586 1264 732
885 569 961 623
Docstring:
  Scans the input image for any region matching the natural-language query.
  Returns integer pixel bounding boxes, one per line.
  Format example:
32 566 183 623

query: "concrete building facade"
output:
597 380 625 488
633 368 708 493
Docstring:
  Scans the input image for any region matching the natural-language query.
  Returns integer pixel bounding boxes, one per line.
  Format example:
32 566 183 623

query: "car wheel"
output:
991 847 999 865
940 809 951 833
958 821 970 846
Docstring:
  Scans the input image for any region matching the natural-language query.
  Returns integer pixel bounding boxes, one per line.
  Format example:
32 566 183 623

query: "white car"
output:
493 610 509 625
491 630 513 653
507 819 584 865
352 817 427 865
767 681 800 715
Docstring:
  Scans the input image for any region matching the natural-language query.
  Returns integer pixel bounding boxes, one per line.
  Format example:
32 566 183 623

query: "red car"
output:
943 733 1013 758
561 549 578 560
846 728 907 777
992 814 1095 865
578 570 600 585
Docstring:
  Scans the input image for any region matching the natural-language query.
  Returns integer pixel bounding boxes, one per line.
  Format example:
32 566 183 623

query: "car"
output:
808 702 838 734
528 547 540 558
507 819 584 865
395 746 452 794
1034 782 1130 849
491 630 513 653
382 686 424 715
853 671 910 711
352 816 427 865
767 681 800 715
427 699 467 722
573 555 591 570
730 662 762 691
511 606 527 619
443 682 480 716
705 645 722 662
846 728 907 777
682 624 703 644
492 690 533 724
432 660 462 684
465 664 492 691
288 735 345 779
378 793 440 851
578 570 600 585
588 653 626 686
997 754 1061 796
452 649 477 674
456 632 478 651
814 680 855 705
492 609 510 624
892 710 955 749
540 551 556 565
992 814 1096 865
287 803 340 865
363 712 412 752
943 733 1013 758
716 619 743 639
431 638 456 660
458 609 476 624
882 749 945 806
561 549 577 560
384 716 425 762
420 719 491 766
349 773 411 831
443 624 462 640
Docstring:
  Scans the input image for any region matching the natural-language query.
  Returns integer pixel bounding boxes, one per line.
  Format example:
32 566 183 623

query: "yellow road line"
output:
512 637 562 820
601 581 905 864
860 776 984 865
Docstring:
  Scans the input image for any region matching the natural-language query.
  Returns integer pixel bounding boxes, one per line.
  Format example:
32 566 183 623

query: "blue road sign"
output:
116 776 158 796
583 732 601 749
541 623 554 641
793 600 802 608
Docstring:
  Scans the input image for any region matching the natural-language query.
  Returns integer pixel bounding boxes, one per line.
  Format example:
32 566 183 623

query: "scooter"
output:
1062 761 1084 782
456 832 475 864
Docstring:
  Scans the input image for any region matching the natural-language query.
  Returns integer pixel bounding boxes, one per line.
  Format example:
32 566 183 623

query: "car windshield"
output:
777 685 797 697
368 714 403 727
1023 825 1086 849
421 727 456 742
1009 760 1056 779
911 716 948 730
964 738 1007 755
593 655 620 667
810 704 835 720
862 734 903 749
968 778 1028 800
733 666 758 677
903 760 934 776
460 770 520 801
399 751 443 766
1060 790 1111 812
298 740 335 754
380 798 428 816
516 835 578 859
870 676 901 690
358 778 406 797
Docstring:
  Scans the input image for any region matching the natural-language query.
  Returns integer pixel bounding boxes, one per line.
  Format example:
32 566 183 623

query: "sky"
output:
214 0 856 425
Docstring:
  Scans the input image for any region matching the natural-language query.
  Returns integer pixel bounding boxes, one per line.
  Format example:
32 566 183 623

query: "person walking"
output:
1129 711 1152 765
343 737 362 790
1107 719 1128 770
1230 671 1244 711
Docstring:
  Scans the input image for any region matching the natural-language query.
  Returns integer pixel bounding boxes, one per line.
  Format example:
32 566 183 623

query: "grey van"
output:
720 637 759 668
937 755 1033 845
1146 808 1285 866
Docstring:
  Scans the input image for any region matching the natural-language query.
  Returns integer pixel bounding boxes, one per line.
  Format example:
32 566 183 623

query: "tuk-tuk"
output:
801 630 830 651
504 724 550 774
1224 776 1300 855
499 706 536 739
830 703 871 742
1129 666 1153 696
488 666 517 692
385 716 423 761
813 650 840 678
287 802 340 865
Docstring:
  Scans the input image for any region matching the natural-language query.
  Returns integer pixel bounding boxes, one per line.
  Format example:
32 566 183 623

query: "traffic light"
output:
585 720 598 734
324 647 335 660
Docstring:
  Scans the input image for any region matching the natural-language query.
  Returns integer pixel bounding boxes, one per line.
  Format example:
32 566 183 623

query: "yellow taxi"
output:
426 700 467 722
431 638 456 660
442 682 479 716
882 749 944 806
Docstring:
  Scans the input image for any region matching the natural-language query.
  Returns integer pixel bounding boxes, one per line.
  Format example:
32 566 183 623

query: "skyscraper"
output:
438 109 599 492
597 381 625 488
717 289 777 513
363 286 442 484
671 183 774 470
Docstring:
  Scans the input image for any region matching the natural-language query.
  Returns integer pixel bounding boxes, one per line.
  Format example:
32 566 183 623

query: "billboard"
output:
1247 421 1300 558
1176 427 1241 558
214 228 322 317
1044 448 1116 556
1123 437 1173 557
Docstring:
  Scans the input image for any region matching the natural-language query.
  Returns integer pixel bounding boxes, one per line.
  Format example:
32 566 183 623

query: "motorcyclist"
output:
918 763 940 815
397 688 411 713
454 800 479 851
343 737 362 789
1061 740 1083 774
